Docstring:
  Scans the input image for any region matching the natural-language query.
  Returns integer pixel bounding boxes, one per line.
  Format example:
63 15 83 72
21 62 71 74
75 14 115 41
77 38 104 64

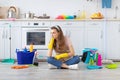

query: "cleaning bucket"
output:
16 50 36 64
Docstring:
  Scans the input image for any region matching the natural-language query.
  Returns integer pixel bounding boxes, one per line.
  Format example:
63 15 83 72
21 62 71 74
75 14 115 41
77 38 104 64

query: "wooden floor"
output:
0 62 120 80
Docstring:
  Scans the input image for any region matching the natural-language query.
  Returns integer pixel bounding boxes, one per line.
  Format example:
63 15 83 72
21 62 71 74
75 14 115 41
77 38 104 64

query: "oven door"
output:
21 27 50 49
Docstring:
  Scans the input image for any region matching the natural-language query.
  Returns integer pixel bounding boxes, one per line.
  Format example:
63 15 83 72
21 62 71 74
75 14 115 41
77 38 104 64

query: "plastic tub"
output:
16 50 35 64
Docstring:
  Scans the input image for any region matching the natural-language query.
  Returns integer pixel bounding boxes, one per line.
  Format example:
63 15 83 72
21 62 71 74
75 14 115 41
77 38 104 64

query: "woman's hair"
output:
51 25 68 53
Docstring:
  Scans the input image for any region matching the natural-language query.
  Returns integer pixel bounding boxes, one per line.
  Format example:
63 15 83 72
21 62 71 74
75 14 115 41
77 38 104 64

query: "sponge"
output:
105 64 118 69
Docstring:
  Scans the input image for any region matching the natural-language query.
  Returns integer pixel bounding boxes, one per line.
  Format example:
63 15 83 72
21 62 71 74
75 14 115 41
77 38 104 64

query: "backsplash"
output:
0 0 120 19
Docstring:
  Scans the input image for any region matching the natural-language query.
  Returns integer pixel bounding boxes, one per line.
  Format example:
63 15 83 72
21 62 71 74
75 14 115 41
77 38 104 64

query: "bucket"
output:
16 50 35 64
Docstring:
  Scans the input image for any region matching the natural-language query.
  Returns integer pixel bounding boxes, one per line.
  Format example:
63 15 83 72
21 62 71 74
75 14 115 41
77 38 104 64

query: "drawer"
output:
51 21 84 28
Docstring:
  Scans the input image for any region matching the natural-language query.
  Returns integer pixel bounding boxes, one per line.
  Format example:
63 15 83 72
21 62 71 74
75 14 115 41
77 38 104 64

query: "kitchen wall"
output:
0 0 120 19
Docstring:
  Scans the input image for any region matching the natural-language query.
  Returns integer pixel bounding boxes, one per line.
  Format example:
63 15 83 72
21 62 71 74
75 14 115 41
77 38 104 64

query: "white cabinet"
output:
0 23 10 59
11 22 22 59
0 22 21 59
0 26 4 59
84 21 104 57
106 21 120 59
51 21 85 55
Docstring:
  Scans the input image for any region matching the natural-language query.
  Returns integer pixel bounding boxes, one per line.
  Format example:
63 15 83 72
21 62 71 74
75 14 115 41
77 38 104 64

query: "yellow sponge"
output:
105 64 118 69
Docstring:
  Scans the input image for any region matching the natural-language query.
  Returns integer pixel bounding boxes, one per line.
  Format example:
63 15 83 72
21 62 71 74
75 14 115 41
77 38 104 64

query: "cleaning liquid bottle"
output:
29 43 34 52
80 10 86 19
76 10 81 19
80 5 86 19
97 53 102 66
23 46 27 52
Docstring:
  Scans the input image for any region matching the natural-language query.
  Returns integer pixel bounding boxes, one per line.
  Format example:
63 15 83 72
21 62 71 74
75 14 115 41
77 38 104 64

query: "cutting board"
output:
0 6 20 19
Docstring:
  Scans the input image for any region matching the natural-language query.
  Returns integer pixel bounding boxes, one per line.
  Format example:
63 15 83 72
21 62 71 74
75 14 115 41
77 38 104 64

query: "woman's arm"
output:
47 49 53 57
66 37 75 57
47 37 54 57
68 44 75 57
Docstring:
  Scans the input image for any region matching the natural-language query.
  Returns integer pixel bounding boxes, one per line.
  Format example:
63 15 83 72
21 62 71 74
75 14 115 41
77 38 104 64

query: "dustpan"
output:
1 24 15 64
1 58 15 64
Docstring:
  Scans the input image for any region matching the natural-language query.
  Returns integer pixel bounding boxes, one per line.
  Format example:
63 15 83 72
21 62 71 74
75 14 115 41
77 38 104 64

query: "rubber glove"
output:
48 38 54 50
55 53 69 60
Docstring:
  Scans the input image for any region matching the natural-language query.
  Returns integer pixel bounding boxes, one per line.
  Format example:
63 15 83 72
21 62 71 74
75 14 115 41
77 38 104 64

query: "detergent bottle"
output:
23 46 27 52
97 53 102 66
29 43 34 52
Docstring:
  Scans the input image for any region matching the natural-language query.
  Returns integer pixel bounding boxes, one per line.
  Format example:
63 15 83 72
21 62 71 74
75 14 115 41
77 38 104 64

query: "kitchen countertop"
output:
0 18 120 21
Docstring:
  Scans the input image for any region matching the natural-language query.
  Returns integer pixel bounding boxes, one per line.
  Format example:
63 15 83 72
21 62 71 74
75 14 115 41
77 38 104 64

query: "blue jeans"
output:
47 56 80 69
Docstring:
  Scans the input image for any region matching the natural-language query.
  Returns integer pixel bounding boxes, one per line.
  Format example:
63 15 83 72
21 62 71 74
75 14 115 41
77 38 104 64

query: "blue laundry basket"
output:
16 50 36 64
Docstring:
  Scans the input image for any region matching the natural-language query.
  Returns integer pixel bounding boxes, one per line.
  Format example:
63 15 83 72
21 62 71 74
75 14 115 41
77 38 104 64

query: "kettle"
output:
7 6 17 18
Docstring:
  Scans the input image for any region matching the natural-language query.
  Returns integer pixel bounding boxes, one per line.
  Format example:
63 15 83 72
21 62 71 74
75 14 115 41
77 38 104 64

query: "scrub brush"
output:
33 55 39 66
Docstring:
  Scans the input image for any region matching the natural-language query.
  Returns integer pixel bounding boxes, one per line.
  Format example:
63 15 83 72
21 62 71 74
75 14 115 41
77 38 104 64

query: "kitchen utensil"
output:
24 12 35 19
114 6 119 19
7 6 17 18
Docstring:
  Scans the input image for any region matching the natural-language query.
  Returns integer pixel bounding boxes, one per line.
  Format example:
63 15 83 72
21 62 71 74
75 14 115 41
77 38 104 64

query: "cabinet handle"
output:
2 30 5 38
90 23 98 25
119 24 120 32
5 30 8 38
65 23 72 25
101 30 103 39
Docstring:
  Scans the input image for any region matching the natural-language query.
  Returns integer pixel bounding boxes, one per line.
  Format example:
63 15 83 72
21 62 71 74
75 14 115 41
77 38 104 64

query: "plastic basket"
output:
16 50 35 64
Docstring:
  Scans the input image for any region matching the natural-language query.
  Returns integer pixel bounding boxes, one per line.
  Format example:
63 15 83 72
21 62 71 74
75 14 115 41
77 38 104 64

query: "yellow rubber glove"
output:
55 53 69 60
48 38 54 50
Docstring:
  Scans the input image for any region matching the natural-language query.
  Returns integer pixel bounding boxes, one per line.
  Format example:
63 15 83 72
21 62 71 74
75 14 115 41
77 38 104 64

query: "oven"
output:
21 22 50 50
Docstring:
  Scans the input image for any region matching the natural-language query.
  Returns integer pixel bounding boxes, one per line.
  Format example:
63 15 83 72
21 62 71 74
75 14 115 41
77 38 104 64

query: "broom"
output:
1 24 15 64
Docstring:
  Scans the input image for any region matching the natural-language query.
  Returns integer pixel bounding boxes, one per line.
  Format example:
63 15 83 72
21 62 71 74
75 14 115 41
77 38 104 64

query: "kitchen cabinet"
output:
84 21 104 57
11 22 22 59
0 20 120 60
0 23 10 59
106 21 120 59
0 26 4 59
51 21 85 55
0 22 21 59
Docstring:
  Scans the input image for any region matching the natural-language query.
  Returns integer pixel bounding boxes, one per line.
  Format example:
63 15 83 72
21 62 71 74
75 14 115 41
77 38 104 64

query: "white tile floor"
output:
0 62 120 80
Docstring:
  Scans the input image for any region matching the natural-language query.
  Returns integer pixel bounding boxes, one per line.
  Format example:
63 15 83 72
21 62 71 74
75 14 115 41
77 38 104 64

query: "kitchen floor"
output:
0 62 120 80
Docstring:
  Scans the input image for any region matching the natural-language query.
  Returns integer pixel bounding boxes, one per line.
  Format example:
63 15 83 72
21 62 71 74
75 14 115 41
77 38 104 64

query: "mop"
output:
1 24 15 64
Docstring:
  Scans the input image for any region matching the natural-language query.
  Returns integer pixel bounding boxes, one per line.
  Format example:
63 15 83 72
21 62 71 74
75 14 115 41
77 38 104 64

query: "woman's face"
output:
51 29 59 39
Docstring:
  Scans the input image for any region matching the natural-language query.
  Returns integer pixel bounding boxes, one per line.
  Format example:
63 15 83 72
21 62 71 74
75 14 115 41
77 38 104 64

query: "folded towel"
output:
102 0 112 8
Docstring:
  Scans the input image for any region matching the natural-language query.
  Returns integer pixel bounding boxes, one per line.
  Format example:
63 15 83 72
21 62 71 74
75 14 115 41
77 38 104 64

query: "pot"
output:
24 12 34 19
7 6 17 18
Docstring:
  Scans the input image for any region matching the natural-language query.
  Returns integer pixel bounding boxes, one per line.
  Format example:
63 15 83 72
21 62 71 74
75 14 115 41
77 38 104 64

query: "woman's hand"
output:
54 53 69 60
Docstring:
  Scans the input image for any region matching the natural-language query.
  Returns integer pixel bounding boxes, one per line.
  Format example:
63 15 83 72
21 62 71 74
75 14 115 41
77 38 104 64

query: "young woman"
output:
47 25 80 69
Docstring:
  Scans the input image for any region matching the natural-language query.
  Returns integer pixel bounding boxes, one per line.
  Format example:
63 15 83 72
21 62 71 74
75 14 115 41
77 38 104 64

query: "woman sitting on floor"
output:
47 25 80 69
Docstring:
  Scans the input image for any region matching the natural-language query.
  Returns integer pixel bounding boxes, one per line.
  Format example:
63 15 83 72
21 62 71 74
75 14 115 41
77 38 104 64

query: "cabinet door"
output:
0 24 10 59
11 26 22 59
67 27 84 55
106 21 120 59
0 27 4 59
84 21 104 53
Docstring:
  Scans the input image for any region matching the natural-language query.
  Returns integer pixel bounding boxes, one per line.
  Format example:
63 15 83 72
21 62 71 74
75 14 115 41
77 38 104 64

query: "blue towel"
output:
102 0 112 8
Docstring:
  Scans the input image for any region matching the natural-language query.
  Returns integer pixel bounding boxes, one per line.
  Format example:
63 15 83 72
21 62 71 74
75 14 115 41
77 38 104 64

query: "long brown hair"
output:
51 25 68 53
